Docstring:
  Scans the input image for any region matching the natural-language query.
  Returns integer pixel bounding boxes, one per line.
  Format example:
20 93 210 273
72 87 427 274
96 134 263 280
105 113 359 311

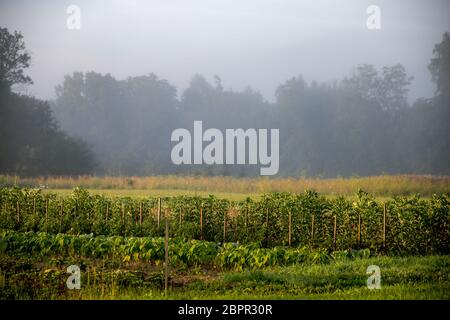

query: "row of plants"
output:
0 229 374 271
0 187 448 254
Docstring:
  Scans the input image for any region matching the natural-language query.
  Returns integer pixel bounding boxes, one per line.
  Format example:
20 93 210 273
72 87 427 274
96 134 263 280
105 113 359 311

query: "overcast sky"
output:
1 0 449 102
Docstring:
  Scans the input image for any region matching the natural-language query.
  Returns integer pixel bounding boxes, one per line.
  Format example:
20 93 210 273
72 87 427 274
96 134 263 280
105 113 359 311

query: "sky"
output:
1 0 449 102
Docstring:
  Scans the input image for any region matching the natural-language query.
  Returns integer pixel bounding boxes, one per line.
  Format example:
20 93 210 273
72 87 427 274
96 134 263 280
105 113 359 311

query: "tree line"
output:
1 27 449 177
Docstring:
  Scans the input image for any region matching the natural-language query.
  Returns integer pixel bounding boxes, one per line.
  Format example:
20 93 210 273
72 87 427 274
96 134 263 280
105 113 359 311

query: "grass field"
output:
2 174 449 197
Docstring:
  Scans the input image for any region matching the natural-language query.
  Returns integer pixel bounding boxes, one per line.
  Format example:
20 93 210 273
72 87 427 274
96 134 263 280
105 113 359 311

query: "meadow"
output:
1 174 449 198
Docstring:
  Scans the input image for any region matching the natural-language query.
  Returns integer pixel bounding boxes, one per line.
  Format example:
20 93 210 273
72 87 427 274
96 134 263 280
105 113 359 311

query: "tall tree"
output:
428 32 450 99
0 27 32 92
0 27 96 176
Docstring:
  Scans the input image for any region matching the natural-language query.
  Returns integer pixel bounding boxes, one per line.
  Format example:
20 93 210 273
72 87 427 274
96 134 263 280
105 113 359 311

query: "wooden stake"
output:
59 199 63 232
200 207 203 240
121 203 125 226
130 205 134 225
383 203 387 249
139 202 143 225
164 209 169 296
288 210 292 246
157 198 161 229
333 215 337 250
265 207 269 246
357 213 361 247
245 206 248 232
45 199 48 232
16 201 20 223
223 210 227 243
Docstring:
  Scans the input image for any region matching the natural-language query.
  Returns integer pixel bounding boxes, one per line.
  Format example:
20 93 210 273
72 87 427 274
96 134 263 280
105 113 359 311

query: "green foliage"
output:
0 187 448 255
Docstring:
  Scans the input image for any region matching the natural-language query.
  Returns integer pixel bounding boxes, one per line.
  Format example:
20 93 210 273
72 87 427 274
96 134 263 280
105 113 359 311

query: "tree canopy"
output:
0 27 96 176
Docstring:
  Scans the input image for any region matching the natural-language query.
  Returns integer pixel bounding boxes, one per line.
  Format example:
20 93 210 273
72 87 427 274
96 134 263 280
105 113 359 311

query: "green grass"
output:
166 255 450 300
2 254 448 300
77 255 450 300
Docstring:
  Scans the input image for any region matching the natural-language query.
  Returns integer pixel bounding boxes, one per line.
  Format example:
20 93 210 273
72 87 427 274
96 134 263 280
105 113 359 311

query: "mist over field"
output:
0 0 449 177
1 1 450 304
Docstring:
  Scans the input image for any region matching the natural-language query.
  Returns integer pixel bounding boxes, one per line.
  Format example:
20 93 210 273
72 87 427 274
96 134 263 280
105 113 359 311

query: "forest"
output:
1 27 449 177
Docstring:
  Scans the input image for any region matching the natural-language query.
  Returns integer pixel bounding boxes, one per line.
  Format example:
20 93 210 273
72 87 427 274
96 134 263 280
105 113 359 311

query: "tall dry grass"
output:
1 174 449 196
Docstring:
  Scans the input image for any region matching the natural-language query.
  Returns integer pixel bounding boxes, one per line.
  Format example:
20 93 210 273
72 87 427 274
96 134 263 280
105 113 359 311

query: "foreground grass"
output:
162 255 450 300
2 254 448 300
2 174 449 197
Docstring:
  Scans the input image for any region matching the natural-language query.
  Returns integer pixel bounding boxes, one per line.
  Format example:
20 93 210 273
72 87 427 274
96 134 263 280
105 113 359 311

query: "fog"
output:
1 0 449 102
1 1 449 177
